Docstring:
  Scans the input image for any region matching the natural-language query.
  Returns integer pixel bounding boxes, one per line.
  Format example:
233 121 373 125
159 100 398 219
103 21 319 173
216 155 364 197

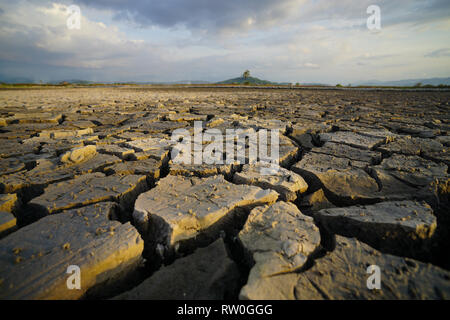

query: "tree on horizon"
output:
243 70 250 79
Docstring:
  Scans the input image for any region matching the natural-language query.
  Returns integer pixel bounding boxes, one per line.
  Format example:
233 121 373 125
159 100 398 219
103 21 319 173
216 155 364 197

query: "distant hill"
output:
47 79 96 85
122 80 211 85
0 75 211 85
357 77 450 87
0 74 35 84
217 76 288 85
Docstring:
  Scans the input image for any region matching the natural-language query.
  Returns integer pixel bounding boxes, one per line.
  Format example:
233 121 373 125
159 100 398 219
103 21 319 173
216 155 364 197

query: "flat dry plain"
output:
0 86 449 299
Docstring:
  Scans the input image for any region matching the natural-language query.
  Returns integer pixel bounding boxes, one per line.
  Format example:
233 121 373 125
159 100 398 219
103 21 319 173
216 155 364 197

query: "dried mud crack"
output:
0 86 449 300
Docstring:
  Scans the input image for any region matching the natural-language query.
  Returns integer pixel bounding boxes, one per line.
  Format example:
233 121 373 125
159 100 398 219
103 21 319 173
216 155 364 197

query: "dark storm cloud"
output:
76 0 450 32
77 0 301 31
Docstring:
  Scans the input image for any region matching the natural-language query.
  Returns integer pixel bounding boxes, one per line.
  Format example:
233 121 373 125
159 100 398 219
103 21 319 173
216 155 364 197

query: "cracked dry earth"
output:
0 86 449 300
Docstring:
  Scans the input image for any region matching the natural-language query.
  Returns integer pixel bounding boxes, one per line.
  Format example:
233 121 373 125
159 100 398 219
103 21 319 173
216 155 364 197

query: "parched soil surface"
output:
0 86 449 299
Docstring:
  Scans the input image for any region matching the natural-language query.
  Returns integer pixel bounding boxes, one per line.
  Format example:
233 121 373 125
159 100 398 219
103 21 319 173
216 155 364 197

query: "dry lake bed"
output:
0 86 449 299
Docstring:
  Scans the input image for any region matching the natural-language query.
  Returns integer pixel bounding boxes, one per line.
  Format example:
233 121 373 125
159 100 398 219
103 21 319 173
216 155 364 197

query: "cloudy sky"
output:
0 0 449 83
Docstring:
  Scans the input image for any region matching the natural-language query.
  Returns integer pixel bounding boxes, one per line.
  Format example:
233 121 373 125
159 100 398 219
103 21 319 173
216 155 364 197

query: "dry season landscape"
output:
0 86 449 300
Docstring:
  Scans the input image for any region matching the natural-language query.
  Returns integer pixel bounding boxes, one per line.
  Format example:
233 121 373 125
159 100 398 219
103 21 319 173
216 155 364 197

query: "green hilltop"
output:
216 76 274 85
216 70 288 85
